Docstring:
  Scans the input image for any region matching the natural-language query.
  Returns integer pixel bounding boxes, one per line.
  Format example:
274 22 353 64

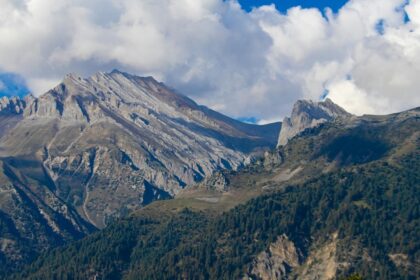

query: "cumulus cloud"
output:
0 0 419 121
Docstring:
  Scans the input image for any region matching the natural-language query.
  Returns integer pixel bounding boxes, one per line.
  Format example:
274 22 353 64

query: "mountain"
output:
12 105 419 280
0 96 26 114
277 98 352 146
0 96 26 138
0 70 280 273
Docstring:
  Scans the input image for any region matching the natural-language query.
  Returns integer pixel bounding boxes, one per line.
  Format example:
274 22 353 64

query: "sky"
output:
1 0 419 123
238 0 349 13
0 73 29 97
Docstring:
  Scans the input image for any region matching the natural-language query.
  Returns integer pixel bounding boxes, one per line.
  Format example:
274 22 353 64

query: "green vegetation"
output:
343 274 363 280
12 152 419 280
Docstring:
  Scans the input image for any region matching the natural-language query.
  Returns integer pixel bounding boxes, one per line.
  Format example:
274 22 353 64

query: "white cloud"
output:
0 0 419 120
327 80 376 115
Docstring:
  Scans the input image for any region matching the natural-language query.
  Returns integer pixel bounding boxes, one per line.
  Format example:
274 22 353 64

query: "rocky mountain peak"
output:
64 72 84 82
22 70 165 122
292 98 350 120
277 98 352 146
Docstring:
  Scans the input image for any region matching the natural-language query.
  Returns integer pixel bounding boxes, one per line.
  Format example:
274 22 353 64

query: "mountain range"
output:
0 70 418 280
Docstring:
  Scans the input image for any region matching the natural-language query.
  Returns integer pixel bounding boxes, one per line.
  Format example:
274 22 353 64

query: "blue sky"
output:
238 0 349 13
0 73 29 98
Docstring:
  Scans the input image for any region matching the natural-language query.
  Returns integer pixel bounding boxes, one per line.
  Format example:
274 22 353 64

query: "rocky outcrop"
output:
0 96 28 138
298 233 340 280
248 233 375 280
388 253 419 276
0 96 26 114
249 235 300 280
277 99 352 146
201 171 230 192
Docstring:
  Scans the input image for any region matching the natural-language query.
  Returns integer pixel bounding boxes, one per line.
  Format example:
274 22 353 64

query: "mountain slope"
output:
0 158 96 274
0 71 280 275
0 70 280 228
13 106 419 280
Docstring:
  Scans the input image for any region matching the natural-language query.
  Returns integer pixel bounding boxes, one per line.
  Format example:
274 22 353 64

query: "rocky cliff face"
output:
0 96 26 114
248 231 389 280
249 235 301 280
0 96 27 139
0 70 280 229
277 99 352 146
0 158 96 272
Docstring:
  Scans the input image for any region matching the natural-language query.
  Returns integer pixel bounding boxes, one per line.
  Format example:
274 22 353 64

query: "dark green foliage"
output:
320 133 390 164
12 152 420 280
343 274 363 280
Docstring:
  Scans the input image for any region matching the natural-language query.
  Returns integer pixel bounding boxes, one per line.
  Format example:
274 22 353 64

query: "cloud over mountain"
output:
0 0 419 120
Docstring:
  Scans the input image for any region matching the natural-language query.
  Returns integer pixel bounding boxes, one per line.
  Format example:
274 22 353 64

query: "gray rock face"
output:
0 158 96 272
0 96 28 139
248 233 349 280
0 70 280 229
201 171 230 192
277 99 352 146
249 235 301 280
0 96 26 114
